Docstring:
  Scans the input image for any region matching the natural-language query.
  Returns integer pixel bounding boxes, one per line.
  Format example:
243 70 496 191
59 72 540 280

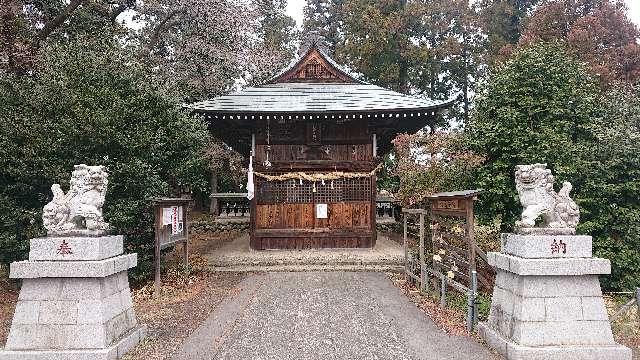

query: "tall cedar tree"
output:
302 0 343 54
476 0 541 63
303 0 484 124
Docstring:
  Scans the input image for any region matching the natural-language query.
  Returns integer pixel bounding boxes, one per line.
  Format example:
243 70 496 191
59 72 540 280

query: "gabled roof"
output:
267 47 363 84
188 42 454 155
188 45 453 114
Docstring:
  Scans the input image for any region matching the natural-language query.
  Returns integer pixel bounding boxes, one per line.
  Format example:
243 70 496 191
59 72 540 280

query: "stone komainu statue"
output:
42 164 110 236
514 163 580 234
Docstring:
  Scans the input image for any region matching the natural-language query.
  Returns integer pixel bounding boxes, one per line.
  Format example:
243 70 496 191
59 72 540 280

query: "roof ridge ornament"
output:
299 30 331 57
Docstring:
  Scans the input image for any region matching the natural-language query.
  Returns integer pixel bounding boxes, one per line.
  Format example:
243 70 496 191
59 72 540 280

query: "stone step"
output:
208 264 405 273
209 256 404 267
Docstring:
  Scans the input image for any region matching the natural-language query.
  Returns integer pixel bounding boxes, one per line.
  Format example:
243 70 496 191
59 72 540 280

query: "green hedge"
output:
0 38 209 281
467 42 640 291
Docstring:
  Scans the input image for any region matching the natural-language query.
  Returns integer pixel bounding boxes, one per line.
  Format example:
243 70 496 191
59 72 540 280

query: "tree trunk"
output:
397 0 409 95
210 172 219 215
462 30 470 125
36 0 85 43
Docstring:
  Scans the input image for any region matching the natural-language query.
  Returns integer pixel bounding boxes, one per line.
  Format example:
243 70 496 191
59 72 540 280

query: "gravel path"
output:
174 272 493 360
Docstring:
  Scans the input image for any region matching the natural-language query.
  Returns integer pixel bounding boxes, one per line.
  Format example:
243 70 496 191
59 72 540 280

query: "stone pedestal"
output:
0 236 145 360
478 233 632 360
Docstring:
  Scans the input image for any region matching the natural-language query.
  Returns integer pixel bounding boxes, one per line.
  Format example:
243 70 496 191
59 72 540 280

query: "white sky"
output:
286 0 640 29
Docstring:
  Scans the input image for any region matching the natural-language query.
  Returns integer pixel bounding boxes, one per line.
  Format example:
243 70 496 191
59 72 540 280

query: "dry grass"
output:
121 232 246 360
0 231 246 360
0 265 19 348
390 272 469 336
122 259 245 360
606 295 640 359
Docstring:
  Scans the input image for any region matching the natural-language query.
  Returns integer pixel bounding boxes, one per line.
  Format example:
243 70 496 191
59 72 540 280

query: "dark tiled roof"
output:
188 82 453 113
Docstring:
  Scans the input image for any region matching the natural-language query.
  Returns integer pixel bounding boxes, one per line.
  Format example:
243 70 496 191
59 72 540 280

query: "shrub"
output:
466 42 639 290
0 38 209 281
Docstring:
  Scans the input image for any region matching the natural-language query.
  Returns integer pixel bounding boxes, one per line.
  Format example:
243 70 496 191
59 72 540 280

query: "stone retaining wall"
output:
191 219 401 236
190 220 249 234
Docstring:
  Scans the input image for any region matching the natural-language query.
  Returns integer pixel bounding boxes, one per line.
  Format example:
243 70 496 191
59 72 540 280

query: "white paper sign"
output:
316 204 328 219
171 206 179 234
162 207 172 225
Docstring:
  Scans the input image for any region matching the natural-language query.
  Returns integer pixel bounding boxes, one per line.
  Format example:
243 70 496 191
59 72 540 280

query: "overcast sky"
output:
286 0 640 30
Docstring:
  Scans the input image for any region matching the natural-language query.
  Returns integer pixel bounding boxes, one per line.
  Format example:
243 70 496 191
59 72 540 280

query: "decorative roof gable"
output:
269 47 360 84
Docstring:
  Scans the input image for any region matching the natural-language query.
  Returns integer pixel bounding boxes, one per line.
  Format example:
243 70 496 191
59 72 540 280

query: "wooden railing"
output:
609 288 640 322
401 207 496 332
376 196 398 222
210 193 250 219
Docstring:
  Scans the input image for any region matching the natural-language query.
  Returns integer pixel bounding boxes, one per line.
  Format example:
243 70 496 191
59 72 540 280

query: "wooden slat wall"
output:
250 117 376 249
255 202 370 230
255 144 372 162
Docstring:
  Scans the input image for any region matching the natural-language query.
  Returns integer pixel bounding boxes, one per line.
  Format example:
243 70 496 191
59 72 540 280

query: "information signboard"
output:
152 197 191 297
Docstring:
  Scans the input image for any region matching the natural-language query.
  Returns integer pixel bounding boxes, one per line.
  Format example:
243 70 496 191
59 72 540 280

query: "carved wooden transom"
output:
272 47 357 84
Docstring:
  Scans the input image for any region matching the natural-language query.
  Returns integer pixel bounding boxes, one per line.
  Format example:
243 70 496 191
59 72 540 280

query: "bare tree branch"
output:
36 0 85 43
140 9 186 58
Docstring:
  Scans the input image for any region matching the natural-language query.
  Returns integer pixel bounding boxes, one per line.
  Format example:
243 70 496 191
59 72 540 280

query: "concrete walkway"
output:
174 272 494 360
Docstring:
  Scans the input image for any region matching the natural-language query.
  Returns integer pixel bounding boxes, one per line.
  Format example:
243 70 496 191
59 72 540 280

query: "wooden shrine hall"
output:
189 38 453 250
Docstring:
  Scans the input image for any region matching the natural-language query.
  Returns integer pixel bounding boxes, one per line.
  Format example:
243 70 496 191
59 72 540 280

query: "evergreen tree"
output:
302 0 343 54
309 0 485 124
467 42 600 227
476 0 541 63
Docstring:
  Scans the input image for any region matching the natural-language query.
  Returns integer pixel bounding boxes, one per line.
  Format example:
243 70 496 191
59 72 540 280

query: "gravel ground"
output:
175 272 494 360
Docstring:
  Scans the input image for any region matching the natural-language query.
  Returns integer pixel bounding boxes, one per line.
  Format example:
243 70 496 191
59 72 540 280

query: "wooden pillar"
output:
183 206 190 271
419 212 426 291
466 198 476 279
370 173 377 247
154 206 161 298
403 213 408 281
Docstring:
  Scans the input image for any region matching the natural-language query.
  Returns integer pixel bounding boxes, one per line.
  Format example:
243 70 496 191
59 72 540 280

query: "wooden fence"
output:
401 201 495 331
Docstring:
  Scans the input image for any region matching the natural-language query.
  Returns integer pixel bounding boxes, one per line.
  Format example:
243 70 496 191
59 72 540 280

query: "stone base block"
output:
501 233 592 258
0 326 146 360
515 227 575 235
9 254 136 279
479 322 632 360
6 271 138 351
29 236 124 261
487 252 610 275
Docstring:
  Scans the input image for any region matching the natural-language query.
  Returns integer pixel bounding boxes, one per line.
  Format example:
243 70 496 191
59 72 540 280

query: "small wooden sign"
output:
152 197 191 297
436 199 460 210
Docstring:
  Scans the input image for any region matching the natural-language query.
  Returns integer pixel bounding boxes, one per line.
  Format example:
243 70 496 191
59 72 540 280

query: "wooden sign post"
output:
152 197 191 297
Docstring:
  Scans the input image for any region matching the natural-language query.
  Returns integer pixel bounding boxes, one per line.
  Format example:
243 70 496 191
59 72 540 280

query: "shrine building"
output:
189 38 452 250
